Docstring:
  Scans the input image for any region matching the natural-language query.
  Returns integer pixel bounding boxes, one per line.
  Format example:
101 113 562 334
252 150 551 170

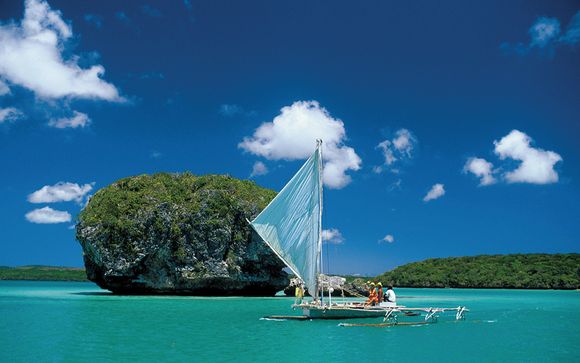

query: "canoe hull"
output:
283 304 467 321
301 306 387 319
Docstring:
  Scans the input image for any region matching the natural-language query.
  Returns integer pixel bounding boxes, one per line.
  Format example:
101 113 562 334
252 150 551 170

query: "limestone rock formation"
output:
76 173 289 295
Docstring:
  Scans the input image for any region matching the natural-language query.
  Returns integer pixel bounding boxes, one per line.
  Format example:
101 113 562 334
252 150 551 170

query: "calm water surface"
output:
0 281 578 362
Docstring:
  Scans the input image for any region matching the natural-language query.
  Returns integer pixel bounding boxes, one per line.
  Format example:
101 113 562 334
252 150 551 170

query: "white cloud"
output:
250 161 268 177
239 100 361 189
48 111 90 129
0 79 10 95
529 17 561 48
376 128 417 171
322 228 344 244
219 104 242 117
392 129 415 156
377 140 396 166
494 130 562 184
379 234 394 244
0 0 121 100
423 183 445 202
218 104 255 117
502 11 580 55
388 179 402 191
28 182 94 204
25 206 71 224
561 11 580 44
372 165 383 174
0 107 23 123
83 14 102 28
463 157 496 186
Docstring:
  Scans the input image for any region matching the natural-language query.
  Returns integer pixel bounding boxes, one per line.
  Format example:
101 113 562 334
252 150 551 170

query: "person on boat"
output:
376 282 384 302
294 284 304 305
384 285 396 304
365 283 378 306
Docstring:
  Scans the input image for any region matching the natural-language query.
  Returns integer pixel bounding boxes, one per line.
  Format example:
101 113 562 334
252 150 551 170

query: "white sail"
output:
249 142 323 297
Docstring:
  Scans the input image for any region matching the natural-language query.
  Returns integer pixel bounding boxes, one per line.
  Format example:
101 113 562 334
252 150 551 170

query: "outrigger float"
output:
293 303 468 323
269 305 467 323
250 140 468 324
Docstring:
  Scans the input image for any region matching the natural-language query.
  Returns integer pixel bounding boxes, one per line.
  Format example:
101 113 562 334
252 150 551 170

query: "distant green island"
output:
2 253 578 290
377 253 580 290
0 266 87 281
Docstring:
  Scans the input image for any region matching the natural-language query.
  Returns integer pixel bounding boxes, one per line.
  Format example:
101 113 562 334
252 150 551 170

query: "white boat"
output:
249 140 468 323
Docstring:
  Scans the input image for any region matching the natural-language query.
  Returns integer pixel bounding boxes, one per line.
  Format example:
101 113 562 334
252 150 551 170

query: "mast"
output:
316 139 323 301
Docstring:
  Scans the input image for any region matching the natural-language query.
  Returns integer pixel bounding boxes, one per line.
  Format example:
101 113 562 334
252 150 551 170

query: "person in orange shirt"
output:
376 282 384 303
365 282 378 306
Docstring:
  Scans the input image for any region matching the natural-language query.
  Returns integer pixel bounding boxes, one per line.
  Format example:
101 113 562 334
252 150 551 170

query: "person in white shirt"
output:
385 285 396 304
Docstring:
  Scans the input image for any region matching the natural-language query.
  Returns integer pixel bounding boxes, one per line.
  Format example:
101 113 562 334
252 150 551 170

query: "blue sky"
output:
0 0 579 275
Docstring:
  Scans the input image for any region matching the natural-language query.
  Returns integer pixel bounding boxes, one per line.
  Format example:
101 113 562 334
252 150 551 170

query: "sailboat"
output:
249 140 468 322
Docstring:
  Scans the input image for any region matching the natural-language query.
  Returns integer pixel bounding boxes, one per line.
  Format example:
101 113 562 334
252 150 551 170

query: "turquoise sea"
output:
0 281 578 362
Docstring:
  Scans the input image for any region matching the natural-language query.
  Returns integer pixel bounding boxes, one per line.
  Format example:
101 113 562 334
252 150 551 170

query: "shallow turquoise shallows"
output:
1 281 578 362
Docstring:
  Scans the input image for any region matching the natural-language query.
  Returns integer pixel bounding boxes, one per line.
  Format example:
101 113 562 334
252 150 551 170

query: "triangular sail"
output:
249 144 322 297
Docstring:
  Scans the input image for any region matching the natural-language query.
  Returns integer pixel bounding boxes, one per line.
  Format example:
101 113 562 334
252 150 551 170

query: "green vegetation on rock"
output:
0 266 87 281
79 173 276 260
377 253 580 289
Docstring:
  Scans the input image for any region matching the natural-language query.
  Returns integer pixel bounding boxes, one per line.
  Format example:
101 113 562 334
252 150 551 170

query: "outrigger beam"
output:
383 309 395 322
456 306 467 320
424 308 437 322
